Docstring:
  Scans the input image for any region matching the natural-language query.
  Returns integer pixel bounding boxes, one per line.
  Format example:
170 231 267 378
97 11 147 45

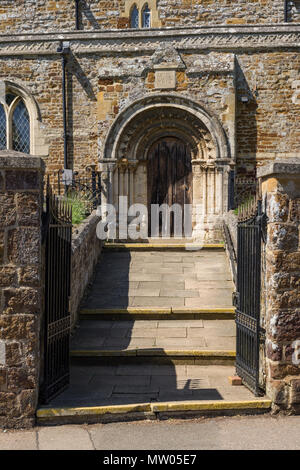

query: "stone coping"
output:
0 23 300 41
0 151 45 170
72 211 100 250
258 159 300 178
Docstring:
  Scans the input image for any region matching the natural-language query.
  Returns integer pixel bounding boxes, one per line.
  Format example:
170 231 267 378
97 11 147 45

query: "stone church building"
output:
0 1 299 241
0 1 300 428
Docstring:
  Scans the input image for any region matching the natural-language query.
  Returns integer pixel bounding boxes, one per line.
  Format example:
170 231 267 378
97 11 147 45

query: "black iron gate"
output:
41 182 72 404
235 196 266 396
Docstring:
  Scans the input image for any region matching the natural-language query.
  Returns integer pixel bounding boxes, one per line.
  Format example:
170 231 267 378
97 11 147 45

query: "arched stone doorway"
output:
100 94 233 242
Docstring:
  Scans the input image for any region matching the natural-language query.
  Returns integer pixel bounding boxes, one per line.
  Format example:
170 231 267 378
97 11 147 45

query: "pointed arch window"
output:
130 5 139 28
142 4 151 28
0 92 30 153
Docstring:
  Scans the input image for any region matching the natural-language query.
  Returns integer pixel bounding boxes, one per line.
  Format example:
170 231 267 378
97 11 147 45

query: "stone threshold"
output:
79 307 235 320
70 349 236 366
103 243 225 251
36 399 272 426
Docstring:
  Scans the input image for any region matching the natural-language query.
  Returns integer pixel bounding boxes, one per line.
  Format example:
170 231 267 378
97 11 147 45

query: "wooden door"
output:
147 137 193 236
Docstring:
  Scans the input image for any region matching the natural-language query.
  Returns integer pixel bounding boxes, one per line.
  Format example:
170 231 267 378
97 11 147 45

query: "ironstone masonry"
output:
0 16 300 239
0 151 44 428
259 162 300 412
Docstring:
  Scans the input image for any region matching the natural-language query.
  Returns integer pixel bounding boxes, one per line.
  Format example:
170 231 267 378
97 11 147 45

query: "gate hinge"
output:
68 297 72 316
232 292 239 308
259 327 266 343
259 213 268 243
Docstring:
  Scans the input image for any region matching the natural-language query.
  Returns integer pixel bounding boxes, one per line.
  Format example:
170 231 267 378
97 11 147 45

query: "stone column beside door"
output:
259 161 300 412
0 151 45 428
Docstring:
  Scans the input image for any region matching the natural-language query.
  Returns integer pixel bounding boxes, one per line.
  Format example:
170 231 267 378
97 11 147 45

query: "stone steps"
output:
79 307 235 320
37 399 272 426
103 242 225 252
37 363 271 425
70 350 236 366
70 318 236 365
37 245 269 426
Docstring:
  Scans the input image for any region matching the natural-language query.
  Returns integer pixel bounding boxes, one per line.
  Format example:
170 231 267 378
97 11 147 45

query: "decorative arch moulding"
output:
101 93 233 166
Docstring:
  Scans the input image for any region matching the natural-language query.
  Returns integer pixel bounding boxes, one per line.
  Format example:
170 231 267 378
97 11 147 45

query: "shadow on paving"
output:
47 363 224 408
46 249 235 409
85 251 132 309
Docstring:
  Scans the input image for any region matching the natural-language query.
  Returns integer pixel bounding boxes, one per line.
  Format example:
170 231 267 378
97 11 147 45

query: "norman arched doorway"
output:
101 94 233 242
147 136 192 236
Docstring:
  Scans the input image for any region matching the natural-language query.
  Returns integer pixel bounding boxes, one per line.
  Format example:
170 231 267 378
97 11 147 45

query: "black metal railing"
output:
234 194 266 396
223 221 237 285
41 181 72 404
57 167 101 212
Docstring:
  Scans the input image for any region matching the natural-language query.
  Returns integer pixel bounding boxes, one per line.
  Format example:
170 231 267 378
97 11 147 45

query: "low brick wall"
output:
0 150 44 429
258 161 300 412
70 212 102 329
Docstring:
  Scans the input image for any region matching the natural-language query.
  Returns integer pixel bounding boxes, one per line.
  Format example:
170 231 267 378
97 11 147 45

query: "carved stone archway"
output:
100 94 234 242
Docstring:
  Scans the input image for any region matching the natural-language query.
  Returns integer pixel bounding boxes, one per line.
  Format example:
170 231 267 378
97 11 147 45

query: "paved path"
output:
71 319 236 351
44 364 259 408
1 415 300 450
82 250 234 309
71 320 236 350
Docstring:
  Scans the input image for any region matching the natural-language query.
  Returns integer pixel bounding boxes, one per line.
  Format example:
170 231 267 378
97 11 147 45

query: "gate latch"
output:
232 292 239 308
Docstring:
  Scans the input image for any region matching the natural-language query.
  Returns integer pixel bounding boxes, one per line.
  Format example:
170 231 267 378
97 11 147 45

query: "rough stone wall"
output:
259 162 300 411
1 45 299 188
0 0 299 34
70 212 102 329
159 0 284 27
0 151 44 429
235 50 300 200
0 51 235 181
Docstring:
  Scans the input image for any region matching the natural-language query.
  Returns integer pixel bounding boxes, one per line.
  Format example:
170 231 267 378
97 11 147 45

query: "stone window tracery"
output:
0 92 30 153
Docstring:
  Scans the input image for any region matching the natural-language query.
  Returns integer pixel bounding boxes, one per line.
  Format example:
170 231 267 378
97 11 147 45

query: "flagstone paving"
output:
70 319 236 351
44 364 260 407
82 250 234 309
54 248 244 412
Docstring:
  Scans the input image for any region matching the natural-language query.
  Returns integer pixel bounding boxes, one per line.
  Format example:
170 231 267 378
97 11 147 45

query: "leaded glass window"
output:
131 5 139 28
0 104 6 150
0 91 31 153
142 4 151 28
12 100 30 153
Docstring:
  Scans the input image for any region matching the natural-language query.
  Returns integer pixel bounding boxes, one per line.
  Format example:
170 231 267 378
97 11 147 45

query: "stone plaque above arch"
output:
151 45 186 90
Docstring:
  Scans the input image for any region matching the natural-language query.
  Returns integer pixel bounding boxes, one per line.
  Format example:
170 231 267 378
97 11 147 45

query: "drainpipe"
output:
284 0 289 22
75 0 80 30
57 42 70 170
